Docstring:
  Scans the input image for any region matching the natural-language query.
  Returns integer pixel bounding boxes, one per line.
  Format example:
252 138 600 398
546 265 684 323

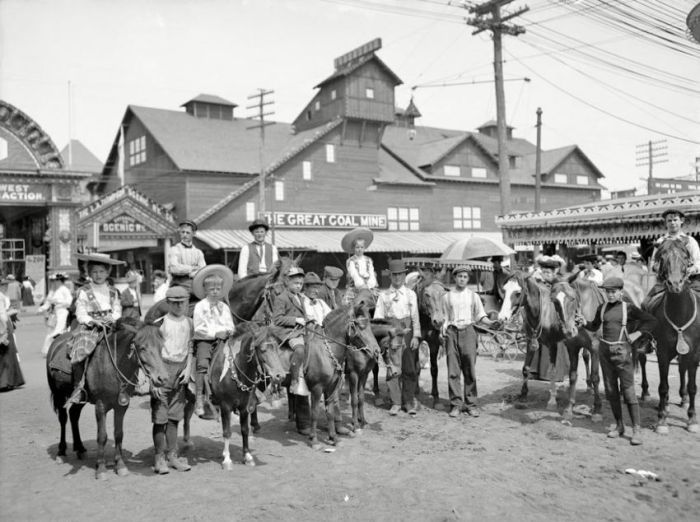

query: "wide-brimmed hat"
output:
76 253 126 267
303 272 323 286
601 277 624 290
323 266 343 279
341 227 373 254
178 219 198 231
388 259 407 274
287 266 305 278
192 264 234 299
248 218 270 233
661 208 684 219
49 273 68 282
165 286 190 302
537 256 562 270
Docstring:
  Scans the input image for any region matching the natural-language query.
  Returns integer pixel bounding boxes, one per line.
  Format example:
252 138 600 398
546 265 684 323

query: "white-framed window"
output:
314 100 320 111
331 90 337 100
302 161 312 180
366 87 374 99
453 206 481 230
129 136 146 166
387 207 419 231
245 201 255 221
471 167 487 178
325 144 335 163
275 181 284 201
576 175 589 185
554 173 568 184
444 165 460 177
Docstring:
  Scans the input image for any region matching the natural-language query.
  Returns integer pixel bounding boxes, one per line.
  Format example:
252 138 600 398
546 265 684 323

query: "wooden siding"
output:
185 173 251 219
432 140 496 180
344 61 394 122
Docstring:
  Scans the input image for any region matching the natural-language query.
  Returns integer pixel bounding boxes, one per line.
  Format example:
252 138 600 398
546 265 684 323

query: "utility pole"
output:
534 107 542 213
635 139 668 195
465 0 529 216
247 89 276 242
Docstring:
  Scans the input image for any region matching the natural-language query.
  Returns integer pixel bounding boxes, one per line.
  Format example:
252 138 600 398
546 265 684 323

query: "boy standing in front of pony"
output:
151 286 194 474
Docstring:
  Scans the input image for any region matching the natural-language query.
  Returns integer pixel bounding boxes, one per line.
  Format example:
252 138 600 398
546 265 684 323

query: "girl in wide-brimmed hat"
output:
342 227 378 294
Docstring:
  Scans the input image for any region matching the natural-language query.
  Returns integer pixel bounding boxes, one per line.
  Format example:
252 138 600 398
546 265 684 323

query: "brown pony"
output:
46 322 168 479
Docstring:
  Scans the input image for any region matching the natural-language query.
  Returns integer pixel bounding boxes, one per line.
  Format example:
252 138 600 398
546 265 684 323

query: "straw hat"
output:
76 253 126 267
341 227 373 254
192 264 234 299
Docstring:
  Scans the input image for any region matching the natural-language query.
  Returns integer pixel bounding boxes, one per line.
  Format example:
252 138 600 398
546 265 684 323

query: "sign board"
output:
265 211 387 229
25 254 46 301
101 214 149 234
0 183 48 204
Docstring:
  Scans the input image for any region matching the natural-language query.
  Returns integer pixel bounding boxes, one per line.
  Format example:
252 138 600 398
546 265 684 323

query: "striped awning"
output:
196 229 506 254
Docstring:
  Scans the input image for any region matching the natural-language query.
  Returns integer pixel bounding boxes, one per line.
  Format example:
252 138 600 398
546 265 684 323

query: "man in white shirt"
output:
569 254 603 286
237 218 279 279
374 259 421 416
168 220 206 292
441 266 500 418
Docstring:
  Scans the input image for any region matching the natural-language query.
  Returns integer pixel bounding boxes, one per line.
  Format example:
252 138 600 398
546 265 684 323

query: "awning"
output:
196 230 506 254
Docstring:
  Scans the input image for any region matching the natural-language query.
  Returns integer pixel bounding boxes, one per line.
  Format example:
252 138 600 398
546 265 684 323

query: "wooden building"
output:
97 39 605 278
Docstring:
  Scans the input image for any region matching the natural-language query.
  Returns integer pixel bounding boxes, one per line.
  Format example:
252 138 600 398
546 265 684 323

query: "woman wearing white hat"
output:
342 227 378 294
39 274 73 357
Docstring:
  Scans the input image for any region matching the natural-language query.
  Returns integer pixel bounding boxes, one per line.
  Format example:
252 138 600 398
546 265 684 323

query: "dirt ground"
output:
1 306 699 522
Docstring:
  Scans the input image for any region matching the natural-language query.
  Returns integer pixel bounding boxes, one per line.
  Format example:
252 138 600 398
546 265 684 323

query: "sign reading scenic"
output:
101 214 149 234
265 211 387 229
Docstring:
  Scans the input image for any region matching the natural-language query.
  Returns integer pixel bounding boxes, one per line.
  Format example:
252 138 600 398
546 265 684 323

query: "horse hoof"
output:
116 466 130 477
182 440 195 451
546 402 558 412
375 398 385 407
688 423 699 434
96 471 108 481
244 457 256 467
562 409 573 421
591 414 603 424
55 455 65 464
640 393 650 403
222 460 233 471
656 425 669 435
311 442 322 451
355 428 363 436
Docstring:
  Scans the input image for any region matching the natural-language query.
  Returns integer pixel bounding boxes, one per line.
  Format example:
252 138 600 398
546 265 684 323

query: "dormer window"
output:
365 87 375 99
331 90 337 100
576 175 589 185
554 173 567 184
129 136 146 166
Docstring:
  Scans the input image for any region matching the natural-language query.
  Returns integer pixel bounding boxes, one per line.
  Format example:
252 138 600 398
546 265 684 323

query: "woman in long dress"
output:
0 283 24 391
21 276 35 306
38 274 74 357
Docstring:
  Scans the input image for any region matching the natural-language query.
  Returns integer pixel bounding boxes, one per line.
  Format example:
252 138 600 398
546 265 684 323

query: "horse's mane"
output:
322 305 351 333
133 323 163 347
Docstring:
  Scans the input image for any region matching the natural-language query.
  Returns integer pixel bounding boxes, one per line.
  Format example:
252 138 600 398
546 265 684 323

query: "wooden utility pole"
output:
465 0 529 216
247 89 276 242
535 107 542 212
635 139 668 195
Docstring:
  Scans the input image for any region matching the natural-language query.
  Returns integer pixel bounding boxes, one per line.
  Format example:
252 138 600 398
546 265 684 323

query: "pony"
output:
414 274 446 408
650 238 700 434
499 272 599 417
46 322 168 479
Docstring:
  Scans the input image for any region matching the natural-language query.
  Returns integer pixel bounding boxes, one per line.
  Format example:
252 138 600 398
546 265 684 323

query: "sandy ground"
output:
1 303 699 522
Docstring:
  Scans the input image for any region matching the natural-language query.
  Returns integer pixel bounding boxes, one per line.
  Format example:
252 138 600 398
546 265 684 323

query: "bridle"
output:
101 324 152 389
507 275 545 339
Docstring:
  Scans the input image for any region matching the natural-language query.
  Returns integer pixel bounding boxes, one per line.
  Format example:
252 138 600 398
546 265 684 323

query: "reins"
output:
102 325 142 388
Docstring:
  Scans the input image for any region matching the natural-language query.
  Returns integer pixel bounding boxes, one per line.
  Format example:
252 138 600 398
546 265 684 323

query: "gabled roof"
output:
477 119 513 130
376 147 433 186
315 54 403 88
181 94 238 107
60 139 103 174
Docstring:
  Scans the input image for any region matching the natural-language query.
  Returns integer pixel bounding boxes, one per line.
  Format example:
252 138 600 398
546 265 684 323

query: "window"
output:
331 90 337 100
314 100 320 111
325 144 335 163
453 206 481 230
245 202 255 222
387 207 419 231
302 161 312 180
365 87 375 99
554 173 567 184
275 181 284 201
471 167 487 178
576 175 589 185
128 136 146 166
306 110 312 121
444 165 460 177
509 155 518 169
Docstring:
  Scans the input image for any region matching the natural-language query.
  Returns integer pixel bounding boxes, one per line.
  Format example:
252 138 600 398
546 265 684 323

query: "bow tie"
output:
309 299 317 305
391 289 402 301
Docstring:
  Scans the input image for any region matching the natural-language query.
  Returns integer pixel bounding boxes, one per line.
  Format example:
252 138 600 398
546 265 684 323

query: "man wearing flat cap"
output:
642 208 700 311
374 259 421 416
577 276 657 445
238 218 279 279
168 220 206 291
317 266 343 310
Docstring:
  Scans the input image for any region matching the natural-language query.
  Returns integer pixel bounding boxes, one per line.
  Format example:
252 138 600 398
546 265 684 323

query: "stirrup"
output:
65 387 87 409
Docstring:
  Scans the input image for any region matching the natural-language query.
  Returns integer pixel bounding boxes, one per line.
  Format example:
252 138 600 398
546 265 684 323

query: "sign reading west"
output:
265 211 387 229
101 214 149 234
0 183 47 203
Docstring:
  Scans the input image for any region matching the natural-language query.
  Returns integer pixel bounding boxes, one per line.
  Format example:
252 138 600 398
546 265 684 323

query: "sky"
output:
1 0 699 194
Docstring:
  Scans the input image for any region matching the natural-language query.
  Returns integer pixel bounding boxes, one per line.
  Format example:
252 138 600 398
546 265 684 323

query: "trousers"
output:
445 325 478 407
600 341 637 407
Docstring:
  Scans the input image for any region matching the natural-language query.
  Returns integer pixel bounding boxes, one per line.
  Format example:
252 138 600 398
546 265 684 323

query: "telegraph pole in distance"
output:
535 107 542 213
635 139 668 195
247 89 276 242
465 0 529 216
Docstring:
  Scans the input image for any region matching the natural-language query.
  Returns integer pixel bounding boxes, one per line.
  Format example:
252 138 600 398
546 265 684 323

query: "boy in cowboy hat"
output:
151 285 194 473
168 220 206 291
191 265 235 418
441 266 500 418
642 208 700 311
67 253 125 406
374 259 421 416
343 227 378 293
237 218 279 279
577 277 656 445
317 266 344 310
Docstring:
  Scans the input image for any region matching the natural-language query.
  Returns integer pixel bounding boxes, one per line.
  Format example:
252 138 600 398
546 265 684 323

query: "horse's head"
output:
656 238 691 293
132 325 169 388
498 272 526 321
550 282 579 338
419 282 446 330
247 324 286 386
325 302 380 357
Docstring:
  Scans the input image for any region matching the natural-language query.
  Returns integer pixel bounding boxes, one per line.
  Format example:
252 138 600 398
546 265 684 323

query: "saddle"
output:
47 332 75 381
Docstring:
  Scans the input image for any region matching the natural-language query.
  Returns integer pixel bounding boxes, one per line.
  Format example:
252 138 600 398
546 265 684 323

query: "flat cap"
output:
323 266 343 279
165 286 190 301
601 277 624 290
303 272 323 286
452 266 470 276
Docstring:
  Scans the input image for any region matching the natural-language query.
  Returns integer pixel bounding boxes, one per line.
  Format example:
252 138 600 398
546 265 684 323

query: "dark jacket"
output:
317 285 342 310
